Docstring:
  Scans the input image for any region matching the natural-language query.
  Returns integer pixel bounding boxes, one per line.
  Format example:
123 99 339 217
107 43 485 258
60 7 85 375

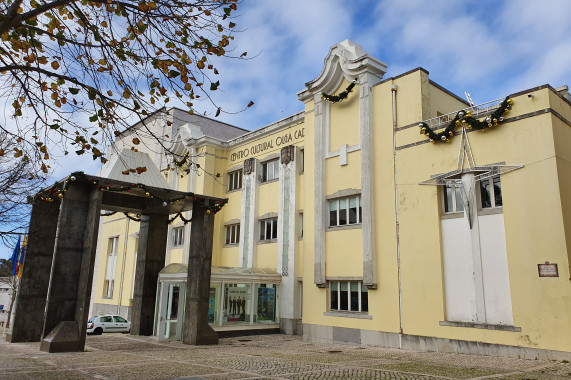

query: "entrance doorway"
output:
156 281 185 341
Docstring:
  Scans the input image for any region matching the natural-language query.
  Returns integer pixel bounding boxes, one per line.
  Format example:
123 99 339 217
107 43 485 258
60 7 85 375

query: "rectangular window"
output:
228 170 242 191
443 183 464 213
260 218 278 241
329 195 361 227
225 224 240 245
300 149 304 174
262 159 279 182
104 236 118 298
172 226 184 247
328 281 368 312
480 175 502 209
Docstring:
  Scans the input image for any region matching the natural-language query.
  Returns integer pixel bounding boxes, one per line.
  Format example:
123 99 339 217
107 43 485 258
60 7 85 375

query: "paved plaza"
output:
0 334 570 380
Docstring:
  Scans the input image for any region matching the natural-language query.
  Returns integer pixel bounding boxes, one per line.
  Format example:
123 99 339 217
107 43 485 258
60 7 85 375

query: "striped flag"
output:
10 236 21 276
16 234 27 278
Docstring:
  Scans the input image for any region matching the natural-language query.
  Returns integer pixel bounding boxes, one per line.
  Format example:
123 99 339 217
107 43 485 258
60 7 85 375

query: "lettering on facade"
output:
230 128 305 162
538 262 558 277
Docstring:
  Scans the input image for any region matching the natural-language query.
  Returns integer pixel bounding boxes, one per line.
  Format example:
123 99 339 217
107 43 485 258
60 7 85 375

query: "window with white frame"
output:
300 149 304 174
480 175 502 209
329 281 368 312
443 183 464 213
329 195 362 227
225 224 240 245
104 236 118 298
228 170 242 191
172 226 184 247
261 158 279 182
260 218 278 241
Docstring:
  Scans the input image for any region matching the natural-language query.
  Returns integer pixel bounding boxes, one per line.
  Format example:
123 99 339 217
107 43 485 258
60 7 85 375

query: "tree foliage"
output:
0 0 249 176
0 130 42 245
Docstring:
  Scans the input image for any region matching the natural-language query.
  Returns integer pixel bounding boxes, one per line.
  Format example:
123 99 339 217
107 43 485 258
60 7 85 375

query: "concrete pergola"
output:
6 173 224 352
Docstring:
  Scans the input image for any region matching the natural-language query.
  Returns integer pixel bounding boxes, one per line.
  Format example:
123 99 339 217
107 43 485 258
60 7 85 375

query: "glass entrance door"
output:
157 282 185 341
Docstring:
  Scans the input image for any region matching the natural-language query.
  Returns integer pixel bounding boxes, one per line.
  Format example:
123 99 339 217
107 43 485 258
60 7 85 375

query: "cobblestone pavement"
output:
0 334 570 380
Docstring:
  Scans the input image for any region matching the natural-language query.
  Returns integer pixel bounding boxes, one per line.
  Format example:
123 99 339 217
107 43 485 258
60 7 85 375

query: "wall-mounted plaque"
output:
538 262 558 277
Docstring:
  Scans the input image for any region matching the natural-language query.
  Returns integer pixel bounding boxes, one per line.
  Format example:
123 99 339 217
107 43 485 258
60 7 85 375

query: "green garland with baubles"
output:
322 79 357 103
28 171 227 218
419 97 514 143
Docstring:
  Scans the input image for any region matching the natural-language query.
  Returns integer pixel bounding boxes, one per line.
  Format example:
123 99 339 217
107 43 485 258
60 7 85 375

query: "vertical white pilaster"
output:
314 97 327 287
360 73 377 288
277 145 299 321
239 158 260 268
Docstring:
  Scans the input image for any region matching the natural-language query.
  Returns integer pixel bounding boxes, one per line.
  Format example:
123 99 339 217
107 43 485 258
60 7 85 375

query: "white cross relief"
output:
419 124 523 228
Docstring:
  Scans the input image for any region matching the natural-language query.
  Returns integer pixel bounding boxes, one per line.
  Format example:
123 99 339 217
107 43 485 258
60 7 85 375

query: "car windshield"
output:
88 317 96 322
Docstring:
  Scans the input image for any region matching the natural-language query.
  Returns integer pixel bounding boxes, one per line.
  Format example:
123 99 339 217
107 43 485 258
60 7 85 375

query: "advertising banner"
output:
226 287 247 322
257 287 276 321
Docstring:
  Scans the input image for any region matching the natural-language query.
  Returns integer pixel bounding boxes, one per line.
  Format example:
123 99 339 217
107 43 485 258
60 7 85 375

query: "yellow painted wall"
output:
325 229 363 277
329 80 360 151
428 82 468 119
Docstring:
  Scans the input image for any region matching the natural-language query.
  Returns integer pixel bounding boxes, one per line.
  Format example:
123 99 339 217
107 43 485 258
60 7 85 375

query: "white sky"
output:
1 0 570 258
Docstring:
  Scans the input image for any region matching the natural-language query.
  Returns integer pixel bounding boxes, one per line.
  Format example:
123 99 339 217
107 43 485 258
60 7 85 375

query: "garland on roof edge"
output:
419 97 514 143
322 79 357 103
28 171 227 216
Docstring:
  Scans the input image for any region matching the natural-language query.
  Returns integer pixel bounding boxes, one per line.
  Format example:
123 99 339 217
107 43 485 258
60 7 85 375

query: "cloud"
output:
207 0 354 130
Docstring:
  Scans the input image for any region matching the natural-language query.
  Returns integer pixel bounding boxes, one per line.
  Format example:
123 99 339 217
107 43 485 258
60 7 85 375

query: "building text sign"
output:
538 262 558 277
230 128 305 162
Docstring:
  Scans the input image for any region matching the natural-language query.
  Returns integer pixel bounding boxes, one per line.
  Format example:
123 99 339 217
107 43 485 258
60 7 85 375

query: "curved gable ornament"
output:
297 39 388 102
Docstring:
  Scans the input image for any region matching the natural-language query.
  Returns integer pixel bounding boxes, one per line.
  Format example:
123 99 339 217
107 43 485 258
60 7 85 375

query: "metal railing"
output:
421 97 505 130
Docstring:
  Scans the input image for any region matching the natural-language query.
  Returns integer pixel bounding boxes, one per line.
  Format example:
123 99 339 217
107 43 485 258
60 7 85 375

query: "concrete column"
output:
182 201 218 345
130 213 169 336
40 183 103 353
277 145 301 334
359 73 377 288
313 96 327 287
6 200 61 343
239 157 260 268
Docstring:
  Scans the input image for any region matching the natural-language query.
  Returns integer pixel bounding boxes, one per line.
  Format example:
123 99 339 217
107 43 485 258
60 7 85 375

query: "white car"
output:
87 315 131 335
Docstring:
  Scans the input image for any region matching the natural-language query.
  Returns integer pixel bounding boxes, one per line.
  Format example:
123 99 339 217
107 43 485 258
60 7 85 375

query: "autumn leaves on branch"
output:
0 0 252 177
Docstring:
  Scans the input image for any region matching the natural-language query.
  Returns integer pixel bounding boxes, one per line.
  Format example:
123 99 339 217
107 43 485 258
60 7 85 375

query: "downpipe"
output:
391 84 404 349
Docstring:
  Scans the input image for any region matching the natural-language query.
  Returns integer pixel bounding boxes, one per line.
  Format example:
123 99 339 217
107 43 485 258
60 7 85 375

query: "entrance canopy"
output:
159 264 282 283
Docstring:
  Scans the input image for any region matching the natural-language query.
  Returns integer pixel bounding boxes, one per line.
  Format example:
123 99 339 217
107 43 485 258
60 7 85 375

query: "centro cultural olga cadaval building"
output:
89 40 571 359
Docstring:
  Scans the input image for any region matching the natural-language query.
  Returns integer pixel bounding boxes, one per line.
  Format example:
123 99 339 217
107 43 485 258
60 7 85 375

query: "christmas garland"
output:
169 212 192 224
419 97 514 143
322 79 357 103
173 151 190 167
28 171 227 215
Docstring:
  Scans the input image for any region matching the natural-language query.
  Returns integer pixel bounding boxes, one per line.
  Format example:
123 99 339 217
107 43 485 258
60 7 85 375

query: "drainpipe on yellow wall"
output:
117 218 130 315
391 84 404 348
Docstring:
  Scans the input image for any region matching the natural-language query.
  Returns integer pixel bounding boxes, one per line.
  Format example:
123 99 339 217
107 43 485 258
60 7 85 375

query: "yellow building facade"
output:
91 40 571 359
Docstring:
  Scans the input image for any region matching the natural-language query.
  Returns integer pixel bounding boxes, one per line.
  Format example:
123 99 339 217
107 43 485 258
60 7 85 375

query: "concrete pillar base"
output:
40 321 82 353
196 324 219 345
280 318 303 335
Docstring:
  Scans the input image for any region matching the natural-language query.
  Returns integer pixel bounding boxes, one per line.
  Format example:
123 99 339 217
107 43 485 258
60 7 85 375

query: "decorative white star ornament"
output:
419 123 523 228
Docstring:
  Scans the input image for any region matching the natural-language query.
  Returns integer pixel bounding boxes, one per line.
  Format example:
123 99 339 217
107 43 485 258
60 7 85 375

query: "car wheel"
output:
94 327 103 335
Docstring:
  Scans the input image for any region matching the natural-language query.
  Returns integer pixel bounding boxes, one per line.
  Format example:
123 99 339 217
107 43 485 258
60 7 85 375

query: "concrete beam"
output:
183 201 218 345
130 213 168 336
